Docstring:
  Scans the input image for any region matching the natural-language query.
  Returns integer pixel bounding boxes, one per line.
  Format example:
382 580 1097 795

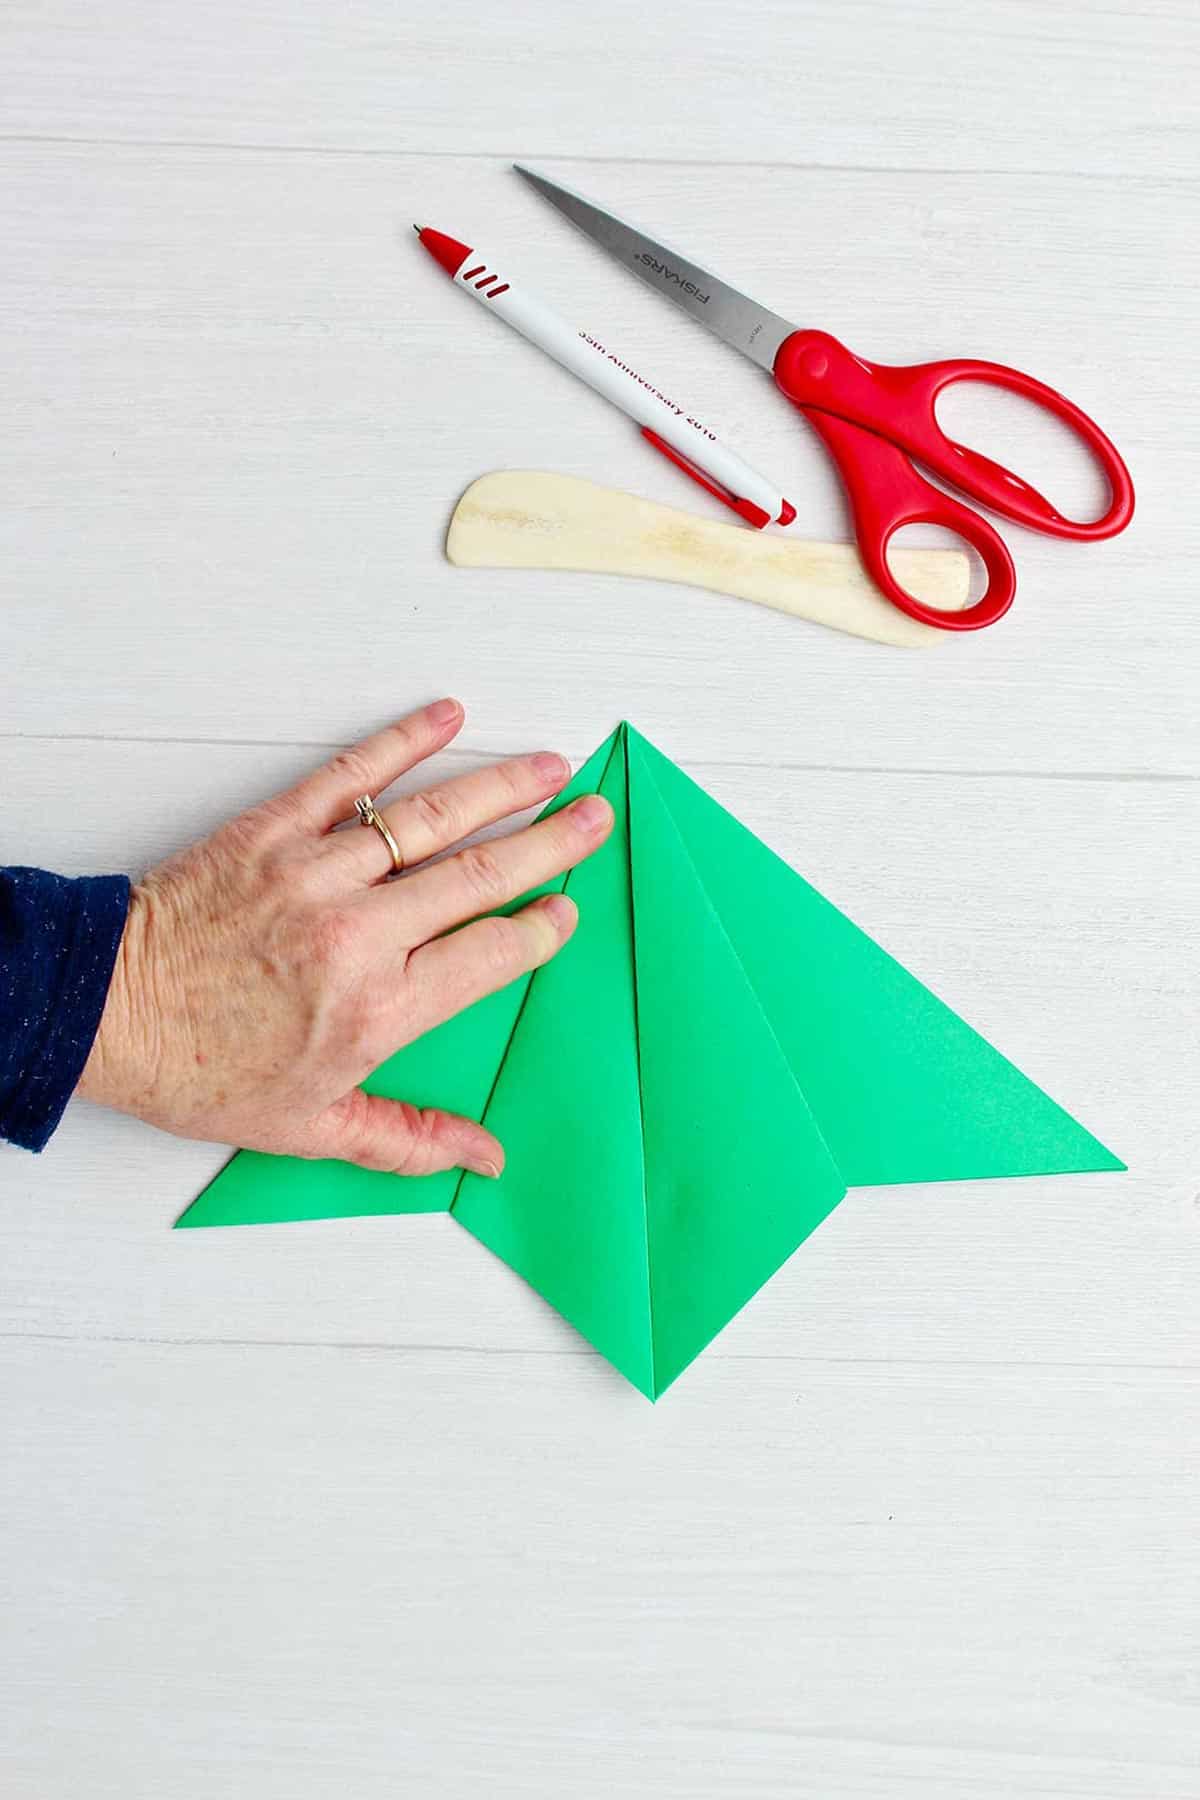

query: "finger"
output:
303 1088 505 1179
403 891 579 1036
275 697 465 834
379 794 612 945
329 749 571 885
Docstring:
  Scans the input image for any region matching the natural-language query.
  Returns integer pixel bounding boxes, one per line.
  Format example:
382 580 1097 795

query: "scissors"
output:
514 166 1134 631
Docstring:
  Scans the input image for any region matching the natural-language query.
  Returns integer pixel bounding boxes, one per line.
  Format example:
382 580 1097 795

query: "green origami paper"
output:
177 722 1122 1398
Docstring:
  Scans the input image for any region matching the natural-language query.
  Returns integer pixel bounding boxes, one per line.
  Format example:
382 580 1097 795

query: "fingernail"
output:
427 697 462 725
571 794 611 832
470 1157 501 1180
541 892 577 933
532 751 569 783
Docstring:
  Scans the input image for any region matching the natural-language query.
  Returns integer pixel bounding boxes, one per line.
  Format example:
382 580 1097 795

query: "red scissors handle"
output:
801 407 1016 631
773 329 1135 631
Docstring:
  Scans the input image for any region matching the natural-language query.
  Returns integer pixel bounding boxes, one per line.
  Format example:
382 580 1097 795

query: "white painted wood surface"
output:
2 4 1198 1795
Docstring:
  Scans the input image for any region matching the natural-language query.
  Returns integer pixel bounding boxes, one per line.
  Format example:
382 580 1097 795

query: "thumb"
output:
305 1088 504 1180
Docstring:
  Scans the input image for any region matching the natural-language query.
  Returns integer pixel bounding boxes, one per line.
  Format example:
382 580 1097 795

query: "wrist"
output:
77 886 157 1117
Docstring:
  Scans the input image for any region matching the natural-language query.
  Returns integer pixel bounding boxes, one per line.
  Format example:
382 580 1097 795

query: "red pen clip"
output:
640 428 795 531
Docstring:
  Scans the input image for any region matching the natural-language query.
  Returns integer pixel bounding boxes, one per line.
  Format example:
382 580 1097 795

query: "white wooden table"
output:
3 5 1198 1795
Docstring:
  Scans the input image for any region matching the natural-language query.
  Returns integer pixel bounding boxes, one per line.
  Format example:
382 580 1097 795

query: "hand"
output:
79 699 612 1178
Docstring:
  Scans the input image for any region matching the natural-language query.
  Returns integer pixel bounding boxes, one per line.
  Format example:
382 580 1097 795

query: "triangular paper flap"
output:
175 731 624 1229
630 728 1123 1183
628 732 847 1397
174 984 518 1228
452 737 655 1395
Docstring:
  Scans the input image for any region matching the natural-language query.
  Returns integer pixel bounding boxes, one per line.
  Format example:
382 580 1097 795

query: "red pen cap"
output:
417 228 471 278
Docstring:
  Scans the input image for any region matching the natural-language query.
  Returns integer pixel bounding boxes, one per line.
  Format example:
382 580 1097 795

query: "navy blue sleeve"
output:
0 868 131 1153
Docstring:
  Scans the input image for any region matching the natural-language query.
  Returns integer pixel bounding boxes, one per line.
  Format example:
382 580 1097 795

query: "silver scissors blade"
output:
513 165 793 373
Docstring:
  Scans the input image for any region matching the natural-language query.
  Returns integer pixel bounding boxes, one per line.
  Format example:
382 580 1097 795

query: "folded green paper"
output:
177 723 1122 1397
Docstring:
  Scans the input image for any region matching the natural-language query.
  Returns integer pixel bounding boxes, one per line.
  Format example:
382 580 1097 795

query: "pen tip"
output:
412 223 424 235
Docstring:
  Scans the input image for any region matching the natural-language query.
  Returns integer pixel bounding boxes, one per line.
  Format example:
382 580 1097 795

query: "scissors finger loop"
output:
803 406 1016 632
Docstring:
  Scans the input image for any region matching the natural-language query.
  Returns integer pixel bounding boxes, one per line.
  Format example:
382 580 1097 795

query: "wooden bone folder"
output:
447 472 971 648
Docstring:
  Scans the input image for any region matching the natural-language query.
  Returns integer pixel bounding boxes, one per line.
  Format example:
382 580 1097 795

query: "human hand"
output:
79 699 612 1177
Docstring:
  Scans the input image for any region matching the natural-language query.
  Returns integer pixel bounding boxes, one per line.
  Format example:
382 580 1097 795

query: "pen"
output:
414 226 795 531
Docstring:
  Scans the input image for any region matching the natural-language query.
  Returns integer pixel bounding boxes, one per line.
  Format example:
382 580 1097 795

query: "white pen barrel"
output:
450 249 789 525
